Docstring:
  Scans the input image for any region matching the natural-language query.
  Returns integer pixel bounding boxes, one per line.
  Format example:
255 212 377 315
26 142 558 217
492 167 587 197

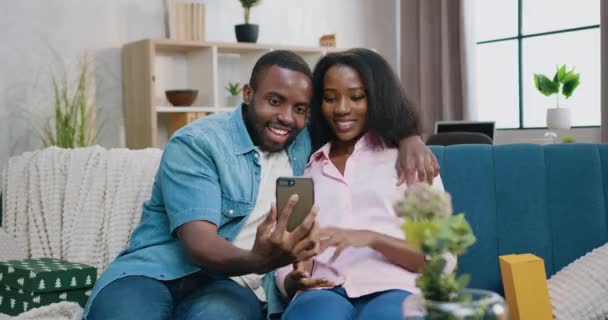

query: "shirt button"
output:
254 153 259 158
229 210 234 215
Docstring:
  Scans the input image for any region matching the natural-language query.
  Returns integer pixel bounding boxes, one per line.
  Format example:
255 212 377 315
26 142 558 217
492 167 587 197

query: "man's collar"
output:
230 104 256 155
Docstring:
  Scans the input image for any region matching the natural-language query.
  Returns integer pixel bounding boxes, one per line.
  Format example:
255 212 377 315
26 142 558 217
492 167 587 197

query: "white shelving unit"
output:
123 38 342 149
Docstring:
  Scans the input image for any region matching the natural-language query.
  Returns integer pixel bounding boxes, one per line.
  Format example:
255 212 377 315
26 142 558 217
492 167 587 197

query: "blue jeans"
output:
282 287 411 320
87 273 262 320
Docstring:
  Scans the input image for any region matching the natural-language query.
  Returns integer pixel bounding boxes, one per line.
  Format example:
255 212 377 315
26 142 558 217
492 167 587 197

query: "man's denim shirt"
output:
83 105 312 319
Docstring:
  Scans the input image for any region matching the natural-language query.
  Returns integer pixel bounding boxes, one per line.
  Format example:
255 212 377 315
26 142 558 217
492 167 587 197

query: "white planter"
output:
546 108 571 130
225 95 241 108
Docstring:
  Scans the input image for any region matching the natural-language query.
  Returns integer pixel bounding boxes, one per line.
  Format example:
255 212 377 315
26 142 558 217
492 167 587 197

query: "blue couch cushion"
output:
430 144 608 294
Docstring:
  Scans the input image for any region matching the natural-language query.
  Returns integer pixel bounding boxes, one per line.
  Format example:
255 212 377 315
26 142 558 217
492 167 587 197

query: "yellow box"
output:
499 254 553 320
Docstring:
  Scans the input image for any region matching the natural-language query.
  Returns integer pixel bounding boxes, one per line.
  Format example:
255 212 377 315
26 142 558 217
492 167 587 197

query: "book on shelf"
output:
165 0 205 41
193 3 198 41
194 3 204 41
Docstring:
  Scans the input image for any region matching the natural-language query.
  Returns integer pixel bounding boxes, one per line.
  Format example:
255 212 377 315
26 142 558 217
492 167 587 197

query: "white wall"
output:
0 1 163 167
203 1 399 70
0 0 398 166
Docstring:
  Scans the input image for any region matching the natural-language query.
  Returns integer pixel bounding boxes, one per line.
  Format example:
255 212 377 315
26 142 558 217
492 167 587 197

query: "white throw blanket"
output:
0 302 82 320
0 146 162 319
548 242 608 320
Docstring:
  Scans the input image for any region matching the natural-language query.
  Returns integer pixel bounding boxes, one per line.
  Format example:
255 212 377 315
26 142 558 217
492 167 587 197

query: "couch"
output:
1 144 607 317
430 143 608 293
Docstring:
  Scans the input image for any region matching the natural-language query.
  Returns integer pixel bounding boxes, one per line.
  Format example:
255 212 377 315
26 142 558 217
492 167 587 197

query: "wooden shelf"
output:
151 38 342 54
123 38 346 149
153 39 209 53
156 106 235 113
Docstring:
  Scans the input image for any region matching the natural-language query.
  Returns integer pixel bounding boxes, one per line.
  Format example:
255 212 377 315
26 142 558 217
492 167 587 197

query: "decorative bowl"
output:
165 89 198 106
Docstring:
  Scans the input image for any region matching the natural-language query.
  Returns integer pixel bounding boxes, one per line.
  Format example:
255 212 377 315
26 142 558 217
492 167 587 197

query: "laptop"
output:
434 121 496 141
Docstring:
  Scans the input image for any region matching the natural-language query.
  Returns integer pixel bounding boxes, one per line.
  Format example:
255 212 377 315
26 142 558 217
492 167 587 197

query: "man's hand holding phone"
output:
250 194 322 274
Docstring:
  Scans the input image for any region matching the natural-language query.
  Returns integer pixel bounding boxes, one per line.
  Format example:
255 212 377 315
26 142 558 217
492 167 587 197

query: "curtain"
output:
602 0 608 142
400 0 466 137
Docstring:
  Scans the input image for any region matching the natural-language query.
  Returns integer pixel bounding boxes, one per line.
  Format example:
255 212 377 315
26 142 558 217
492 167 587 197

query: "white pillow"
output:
548 242 608 320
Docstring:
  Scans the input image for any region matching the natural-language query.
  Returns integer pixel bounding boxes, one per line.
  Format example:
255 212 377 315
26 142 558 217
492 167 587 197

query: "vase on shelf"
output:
546 108 571 130
544 107 572 144
235 24 259 43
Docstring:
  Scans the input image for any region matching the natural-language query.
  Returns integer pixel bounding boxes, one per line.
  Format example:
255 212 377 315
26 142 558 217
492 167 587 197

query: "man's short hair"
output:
249 50 313 90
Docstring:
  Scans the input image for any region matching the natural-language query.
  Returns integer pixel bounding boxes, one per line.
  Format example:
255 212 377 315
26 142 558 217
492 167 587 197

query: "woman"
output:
275 48 449 320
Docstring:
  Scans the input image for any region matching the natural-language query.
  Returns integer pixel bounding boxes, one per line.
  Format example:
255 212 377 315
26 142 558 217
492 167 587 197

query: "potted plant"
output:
225 82 242 107
534 65 581 130
42 58 98 148
235 0 262 43
395 183 508 319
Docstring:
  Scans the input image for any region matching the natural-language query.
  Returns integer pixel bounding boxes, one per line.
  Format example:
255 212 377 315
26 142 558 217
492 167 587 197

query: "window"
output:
473 0 600 129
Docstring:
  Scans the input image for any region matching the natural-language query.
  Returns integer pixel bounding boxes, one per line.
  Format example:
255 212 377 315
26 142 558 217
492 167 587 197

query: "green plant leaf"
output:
402 219 440 252
555 65 567 83
534 74 559 96
445 214 476 256
561 72 580 98
456 274 471 290
42 122 56 148
41 56 97 149
561 135 576 143
76 62 87 147
225 82 242 96
239 0 261 23
239 0 262 9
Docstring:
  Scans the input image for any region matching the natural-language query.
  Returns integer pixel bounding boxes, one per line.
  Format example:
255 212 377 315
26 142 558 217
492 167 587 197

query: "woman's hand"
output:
397 135 440 185
320 227 426 272
284 260 335 298
319 227 377 262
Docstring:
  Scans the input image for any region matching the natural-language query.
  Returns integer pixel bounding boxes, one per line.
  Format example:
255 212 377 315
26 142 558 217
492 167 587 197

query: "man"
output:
84 50 438 320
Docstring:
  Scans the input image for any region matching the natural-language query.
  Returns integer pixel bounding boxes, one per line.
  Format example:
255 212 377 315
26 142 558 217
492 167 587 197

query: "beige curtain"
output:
602 0 608 142
400 0 466 137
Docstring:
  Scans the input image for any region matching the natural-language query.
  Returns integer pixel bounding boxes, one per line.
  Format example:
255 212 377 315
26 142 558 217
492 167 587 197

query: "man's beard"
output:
243 101 297 153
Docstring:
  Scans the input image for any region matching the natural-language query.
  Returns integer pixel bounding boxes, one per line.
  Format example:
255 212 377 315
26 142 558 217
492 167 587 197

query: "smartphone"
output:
276 177 315 232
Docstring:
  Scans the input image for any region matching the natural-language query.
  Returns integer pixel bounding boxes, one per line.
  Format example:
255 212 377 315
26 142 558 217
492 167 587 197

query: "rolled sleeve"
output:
168 208 222 235
160 134 222 235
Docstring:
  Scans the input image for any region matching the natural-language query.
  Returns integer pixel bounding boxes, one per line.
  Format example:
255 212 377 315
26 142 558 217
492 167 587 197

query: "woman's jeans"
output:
282 287 411 320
